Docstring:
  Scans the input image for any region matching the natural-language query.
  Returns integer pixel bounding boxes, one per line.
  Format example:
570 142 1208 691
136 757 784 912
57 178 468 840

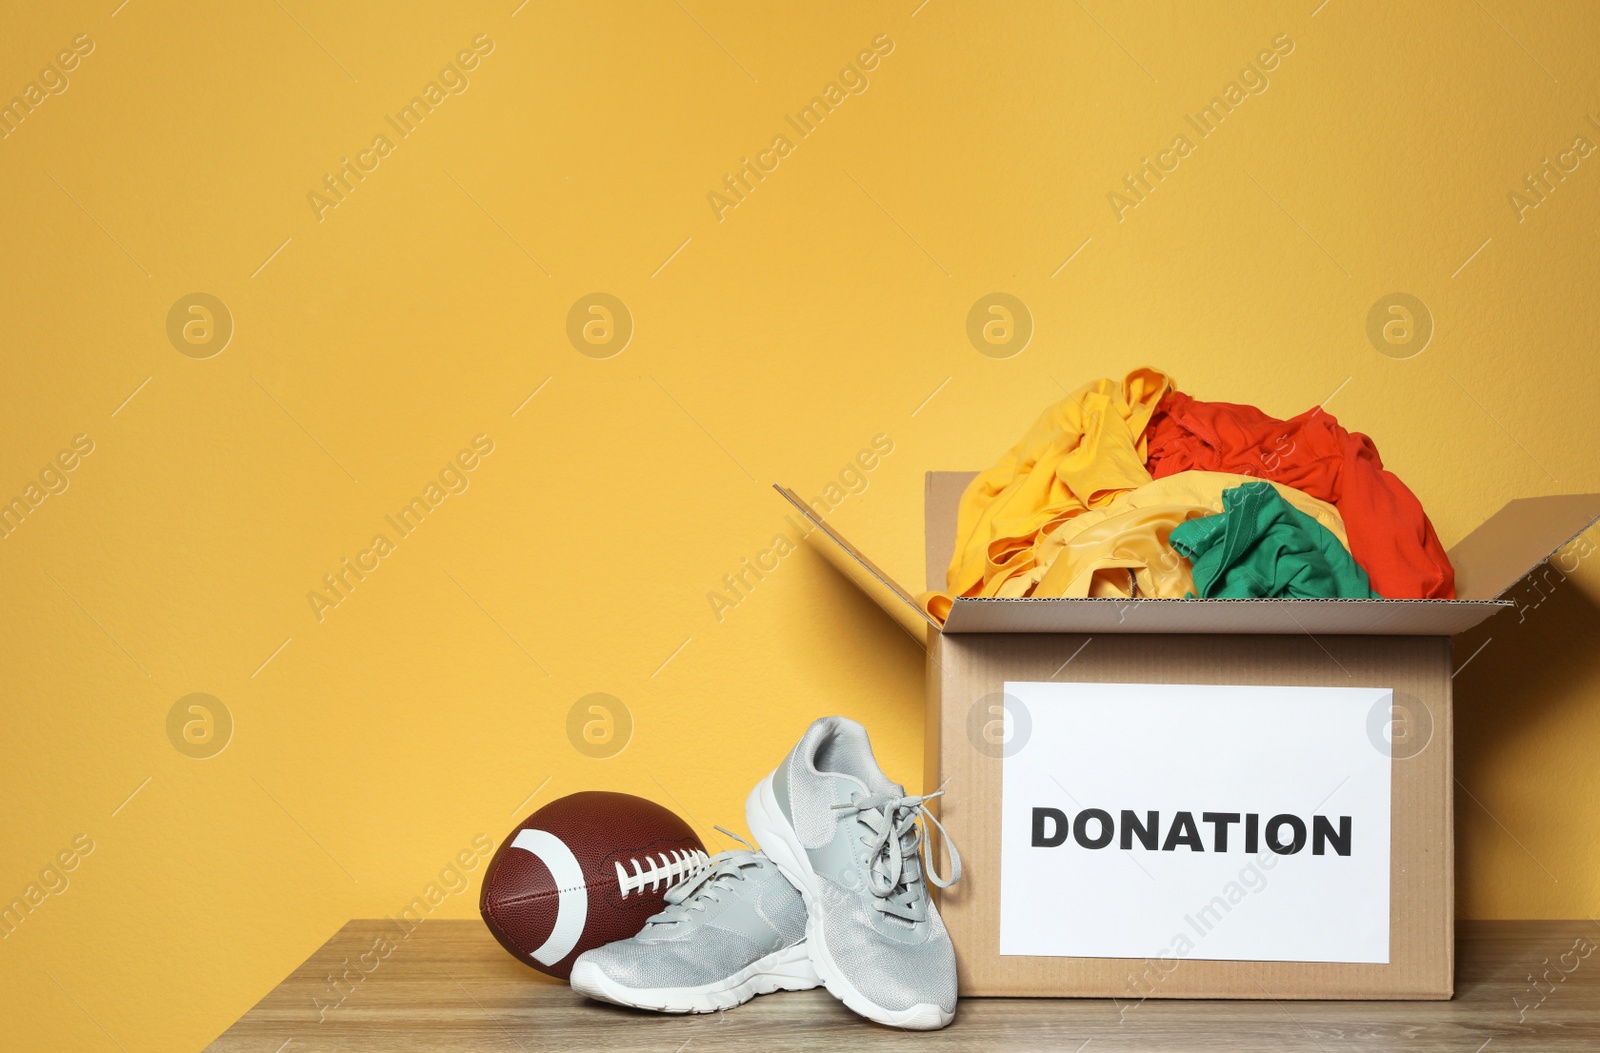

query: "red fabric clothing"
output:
1144 391 1455 599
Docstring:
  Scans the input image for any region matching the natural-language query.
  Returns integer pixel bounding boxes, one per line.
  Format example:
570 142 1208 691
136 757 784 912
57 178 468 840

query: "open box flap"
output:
773 485 935 644
1446 493 1600 600
924 471 973 593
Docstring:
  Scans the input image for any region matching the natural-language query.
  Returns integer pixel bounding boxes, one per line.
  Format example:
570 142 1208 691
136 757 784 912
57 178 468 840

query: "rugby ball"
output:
479 791 708 979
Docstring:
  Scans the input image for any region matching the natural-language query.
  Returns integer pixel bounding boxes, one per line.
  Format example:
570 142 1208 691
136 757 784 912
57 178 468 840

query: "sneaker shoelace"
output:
832 792 962 921
643 827 755 930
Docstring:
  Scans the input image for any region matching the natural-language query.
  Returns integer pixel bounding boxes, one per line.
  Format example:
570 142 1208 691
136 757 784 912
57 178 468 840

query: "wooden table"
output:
206 920 1600 1051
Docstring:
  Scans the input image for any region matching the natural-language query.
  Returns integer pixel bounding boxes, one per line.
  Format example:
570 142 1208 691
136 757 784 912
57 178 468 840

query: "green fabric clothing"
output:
1168 481 1379 599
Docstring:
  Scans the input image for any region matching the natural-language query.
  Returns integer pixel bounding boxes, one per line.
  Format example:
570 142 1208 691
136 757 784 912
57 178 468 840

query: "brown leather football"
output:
479 791 708 979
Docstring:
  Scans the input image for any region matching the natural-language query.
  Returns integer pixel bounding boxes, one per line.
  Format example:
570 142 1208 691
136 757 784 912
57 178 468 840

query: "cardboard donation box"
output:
777 475 1600 1000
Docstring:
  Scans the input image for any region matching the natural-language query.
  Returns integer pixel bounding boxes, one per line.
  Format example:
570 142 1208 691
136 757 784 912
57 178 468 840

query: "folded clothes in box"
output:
920 368 1453 623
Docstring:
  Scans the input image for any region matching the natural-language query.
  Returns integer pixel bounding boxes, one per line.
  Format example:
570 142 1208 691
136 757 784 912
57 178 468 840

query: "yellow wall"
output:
4 1 1599 1048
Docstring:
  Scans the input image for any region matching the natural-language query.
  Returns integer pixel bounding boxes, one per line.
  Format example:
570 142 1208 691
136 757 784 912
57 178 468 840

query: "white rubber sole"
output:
746 772 955 1031
569 941 819 1014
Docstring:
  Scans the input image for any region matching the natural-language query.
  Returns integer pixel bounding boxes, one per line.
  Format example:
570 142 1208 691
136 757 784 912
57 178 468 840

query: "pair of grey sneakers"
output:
570 716 962 1029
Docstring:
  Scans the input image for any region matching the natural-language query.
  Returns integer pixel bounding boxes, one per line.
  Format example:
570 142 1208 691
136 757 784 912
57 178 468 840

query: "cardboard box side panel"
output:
925 634 949 899
1443 494 1600 600
1442 636 1456 997
935 634 1452 999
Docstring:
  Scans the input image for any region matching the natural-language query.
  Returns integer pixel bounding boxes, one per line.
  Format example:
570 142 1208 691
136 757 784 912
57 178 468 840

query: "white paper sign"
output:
999 681 1392 964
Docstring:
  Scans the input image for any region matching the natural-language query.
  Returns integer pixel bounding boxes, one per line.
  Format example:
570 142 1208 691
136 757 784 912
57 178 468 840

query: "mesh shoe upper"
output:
775 716 963 1014
575 848 807 989
816 878 957 1013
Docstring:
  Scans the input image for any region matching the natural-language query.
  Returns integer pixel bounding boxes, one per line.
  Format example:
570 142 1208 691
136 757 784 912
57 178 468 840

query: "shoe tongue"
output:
700 849 757 888
821 766 903 799
824 770 872 802
709 848 756 867
660 850 744 909
869 774 906 799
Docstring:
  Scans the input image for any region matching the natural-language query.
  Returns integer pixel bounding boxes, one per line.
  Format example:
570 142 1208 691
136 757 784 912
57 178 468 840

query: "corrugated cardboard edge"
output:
942 595 1511 636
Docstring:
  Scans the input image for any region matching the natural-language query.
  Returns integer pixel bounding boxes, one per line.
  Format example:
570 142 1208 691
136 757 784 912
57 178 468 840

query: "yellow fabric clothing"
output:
919 471 1349 620
941 369 1173 607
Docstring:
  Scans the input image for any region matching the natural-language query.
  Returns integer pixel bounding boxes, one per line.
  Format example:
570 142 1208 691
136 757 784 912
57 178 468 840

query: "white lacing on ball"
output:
615 848 711 898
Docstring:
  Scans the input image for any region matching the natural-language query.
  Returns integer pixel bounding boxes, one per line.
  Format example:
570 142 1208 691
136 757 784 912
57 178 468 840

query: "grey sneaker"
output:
569 832 820 1013
746 716 962 1030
